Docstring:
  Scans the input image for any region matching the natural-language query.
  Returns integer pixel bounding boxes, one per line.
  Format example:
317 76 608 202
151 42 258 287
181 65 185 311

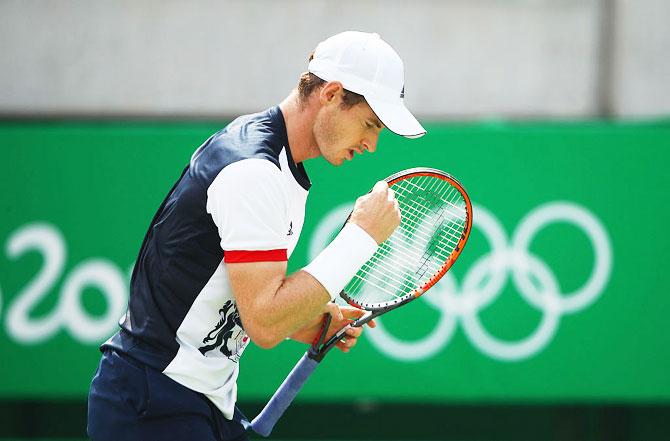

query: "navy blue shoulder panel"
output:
105 106 307 368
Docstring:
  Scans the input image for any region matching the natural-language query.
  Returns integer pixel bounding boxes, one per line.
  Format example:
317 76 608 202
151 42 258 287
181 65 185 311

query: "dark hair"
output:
297 53 366 109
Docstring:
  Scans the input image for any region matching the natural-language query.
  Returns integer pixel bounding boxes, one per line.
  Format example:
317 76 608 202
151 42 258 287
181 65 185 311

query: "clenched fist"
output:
349 181 401 244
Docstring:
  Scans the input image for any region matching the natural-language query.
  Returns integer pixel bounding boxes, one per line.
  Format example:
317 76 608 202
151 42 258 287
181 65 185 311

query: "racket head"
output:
340 167 472 311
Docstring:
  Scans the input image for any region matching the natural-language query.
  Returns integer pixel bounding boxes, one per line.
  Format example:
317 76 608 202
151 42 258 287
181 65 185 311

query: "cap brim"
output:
366 97 426 139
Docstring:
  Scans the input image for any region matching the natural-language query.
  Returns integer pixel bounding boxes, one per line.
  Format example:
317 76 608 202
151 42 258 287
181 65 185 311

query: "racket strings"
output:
399 177 466 215
354 251 430 295
395 179 466 234
344 175 468 307
355 251 440 297
394 196 462 243
393 182 466 252
393 175 464 264
378 223 449 263
394 204 463 252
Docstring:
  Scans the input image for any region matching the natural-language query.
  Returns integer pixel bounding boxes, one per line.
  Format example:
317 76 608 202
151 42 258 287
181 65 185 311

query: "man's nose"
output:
362 135 378 153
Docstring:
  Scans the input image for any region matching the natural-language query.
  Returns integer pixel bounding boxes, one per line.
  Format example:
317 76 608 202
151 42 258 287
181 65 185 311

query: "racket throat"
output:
309 309 378 362
350 309 375 327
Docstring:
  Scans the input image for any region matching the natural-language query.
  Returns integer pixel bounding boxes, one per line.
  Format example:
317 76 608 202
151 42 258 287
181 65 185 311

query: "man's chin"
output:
324 155 345 166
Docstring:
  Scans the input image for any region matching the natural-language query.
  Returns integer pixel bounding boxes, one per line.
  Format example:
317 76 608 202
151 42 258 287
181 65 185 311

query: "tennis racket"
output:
250 167 472 436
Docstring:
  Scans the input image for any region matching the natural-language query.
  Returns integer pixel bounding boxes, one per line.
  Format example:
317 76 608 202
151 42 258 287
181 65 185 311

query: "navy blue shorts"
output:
87 349 249 441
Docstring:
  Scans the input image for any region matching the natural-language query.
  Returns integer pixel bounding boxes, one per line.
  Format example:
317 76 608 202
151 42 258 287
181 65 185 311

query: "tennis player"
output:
87 31 426 441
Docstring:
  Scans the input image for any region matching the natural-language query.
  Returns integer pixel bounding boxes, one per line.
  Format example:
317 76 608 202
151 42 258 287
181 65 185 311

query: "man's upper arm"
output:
207 158 289 259
206 159 290 345
225 259 287 346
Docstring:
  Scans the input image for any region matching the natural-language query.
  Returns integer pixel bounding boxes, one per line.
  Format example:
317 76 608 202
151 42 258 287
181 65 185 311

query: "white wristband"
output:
302 222 378 301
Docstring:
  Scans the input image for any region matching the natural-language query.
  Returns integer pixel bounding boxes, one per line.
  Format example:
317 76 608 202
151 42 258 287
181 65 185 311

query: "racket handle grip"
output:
250 352 319 437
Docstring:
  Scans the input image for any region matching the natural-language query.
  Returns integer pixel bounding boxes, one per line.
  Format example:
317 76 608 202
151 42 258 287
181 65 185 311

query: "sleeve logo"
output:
198 299 249 362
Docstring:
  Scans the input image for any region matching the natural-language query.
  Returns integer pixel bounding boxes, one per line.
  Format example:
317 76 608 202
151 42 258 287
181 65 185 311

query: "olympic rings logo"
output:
310 201 613 362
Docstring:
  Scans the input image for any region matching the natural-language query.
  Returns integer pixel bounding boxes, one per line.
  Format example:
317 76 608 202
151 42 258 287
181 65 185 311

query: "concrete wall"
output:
611 0 670 117
0 0 667 118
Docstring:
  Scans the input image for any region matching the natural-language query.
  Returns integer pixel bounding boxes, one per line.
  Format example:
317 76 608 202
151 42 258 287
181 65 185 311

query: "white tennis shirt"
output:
104 106 310 419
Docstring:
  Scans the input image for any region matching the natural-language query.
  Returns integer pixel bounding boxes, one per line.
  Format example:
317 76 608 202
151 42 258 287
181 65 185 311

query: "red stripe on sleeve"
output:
224 249 288 263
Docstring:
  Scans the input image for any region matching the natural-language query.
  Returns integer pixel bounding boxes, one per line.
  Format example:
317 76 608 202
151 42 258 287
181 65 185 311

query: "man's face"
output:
312 91 384 166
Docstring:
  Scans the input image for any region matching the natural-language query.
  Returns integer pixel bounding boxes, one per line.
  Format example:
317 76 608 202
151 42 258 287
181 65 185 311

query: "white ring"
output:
367 276 458 361
512 202 612 313
460 252 562 360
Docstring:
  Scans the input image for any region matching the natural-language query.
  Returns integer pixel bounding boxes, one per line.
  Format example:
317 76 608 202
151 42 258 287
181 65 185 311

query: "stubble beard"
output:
313 111 345 166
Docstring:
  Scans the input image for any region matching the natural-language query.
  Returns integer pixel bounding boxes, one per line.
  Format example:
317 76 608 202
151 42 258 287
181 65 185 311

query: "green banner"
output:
1 120 668 402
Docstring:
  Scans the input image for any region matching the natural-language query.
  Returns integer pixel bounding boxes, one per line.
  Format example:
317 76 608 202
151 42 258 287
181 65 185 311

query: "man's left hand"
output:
289 303 376 353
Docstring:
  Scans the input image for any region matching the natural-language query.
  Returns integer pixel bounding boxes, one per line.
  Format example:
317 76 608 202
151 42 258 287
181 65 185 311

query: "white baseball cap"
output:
308 31 426 139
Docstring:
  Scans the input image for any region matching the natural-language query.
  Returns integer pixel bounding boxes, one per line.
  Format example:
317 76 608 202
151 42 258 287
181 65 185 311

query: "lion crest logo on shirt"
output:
198 300 249 362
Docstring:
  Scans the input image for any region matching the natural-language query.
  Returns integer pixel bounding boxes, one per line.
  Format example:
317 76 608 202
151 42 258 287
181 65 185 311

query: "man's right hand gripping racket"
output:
251 167 472 436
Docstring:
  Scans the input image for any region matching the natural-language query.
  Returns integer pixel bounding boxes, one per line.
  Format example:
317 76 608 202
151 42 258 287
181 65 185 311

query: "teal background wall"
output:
1 119 669 439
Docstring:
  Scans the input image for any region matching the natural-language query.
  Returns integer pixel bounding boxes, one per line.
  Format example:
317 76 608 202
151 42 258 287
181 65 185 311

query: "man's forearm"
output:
236 268 330 348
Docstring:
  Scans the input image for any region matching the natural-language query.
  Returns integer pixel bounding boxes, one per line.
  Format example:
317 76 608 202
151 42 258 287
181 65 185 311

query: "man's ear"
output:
319 81 344 105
